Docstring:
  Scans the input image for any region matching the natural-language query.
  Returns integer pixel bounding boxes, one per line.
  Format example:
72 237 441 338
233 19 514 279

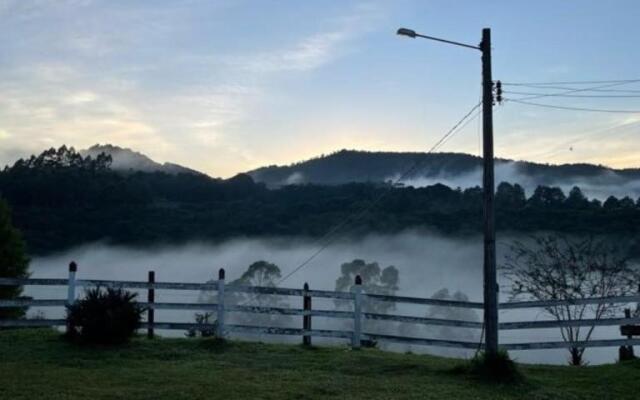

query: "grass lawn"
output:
0 329 638 400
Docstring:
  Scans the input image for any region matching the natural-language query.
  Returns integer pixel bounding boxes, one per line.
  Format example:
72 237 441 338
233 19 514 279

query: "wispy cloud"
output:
230 31 350 73
220 2 381 74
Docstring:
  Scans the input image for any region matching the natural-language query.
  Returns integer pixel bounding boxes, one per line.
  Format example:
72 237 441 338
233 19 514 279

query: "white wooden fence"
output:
1 262 640 352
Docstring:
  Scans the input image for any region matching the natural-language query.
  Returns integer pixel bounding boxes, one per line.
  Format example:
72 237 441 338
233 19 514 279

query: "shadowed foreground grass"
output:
1 329 638 400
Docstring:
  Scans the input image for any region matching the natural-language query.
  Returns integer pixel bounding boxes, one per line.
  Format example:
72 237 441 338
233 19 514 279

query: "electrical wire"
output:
506 98 640 113
501 84 640 94
502 79 640 86
507 81 640 101
505 90 640 98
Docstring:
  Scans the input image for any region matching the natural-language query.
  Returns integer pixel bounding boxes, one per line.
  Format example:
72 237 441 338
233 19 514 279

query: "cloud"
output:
230 31 350 73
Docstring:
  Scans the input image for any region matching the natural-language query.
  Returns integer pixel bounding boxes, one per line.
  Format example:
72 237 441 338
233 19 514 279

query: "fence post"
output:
352 275 362 349
217 268 225 338
66 261 77 305
147 271 155 339
65 261 77 335
303 282 311 346
619 308 635 361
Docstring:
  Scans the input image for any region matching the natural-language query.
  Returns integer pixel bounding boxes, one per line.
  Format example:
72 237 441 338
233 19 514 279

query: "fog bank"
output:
27 231 629 365
395 162 640 201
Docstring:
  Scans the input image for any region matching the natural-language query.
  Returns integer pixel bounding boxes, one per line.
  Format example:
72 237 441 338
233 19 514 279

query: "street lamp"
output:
397 27 498 357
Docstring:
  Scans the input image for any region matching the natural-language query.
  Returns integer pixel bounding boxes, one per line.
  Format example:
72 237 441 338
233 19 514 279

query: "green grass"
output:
1 329 638 400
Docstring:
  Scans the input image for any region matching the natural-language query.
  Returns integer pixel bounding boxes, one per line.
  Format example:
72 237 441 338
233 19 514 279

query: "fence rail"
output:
1 261 639 354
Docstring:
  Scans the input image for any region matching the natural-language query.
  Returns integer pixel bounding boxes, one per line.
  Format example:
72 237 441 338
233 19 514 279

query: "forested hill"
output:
1 146 640 256
81 144 202 175
247 150 640 189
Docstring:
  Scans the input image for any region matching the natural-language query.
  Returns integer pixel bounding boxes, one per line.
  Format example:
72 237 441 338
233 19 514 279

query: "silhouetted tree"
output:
565 186 589 209
619 196 636 209
0 198 30 320
496 182 526 209
528 186 566 208
603 196 621 210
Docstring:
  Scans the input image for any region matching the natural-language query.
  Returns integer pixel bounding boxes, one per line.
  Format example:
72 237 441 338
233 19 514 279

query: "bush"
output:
186 312 218 338
468 350 523 384
0 198 30 320
66 287 143 345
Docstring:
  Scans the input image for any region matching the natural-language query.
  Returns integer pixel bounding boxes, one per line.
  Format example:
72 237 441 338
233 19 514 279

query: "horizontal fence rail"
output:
0 319 66 327
500 316 640 330
1 261 639 355
365 293 485 309
364 312 484 329
500 295 640 309
226 324 354 339
0 277 219 291
501 338 640 351
363 333 482 349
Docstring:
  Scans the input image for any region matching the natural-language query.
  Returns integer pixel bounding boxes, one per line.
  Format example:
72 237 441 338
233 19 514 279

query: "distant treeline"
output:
1 146 639 255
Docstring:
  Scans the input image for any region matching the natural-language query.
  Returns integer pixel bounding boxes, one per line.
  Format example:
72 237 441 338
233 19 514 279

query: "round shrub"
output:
66 287 143 345
468 350 523 383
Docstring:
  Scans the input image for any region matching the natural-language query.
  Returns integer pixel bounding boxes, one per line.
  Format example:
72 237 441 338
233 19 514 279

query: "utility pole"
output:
480 28 498 356
397 26 499 357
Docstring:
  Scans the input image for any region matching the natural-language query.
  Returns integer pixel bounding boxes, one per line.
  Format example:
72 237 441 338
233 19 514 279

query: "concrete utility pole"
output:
480 28 498 356
397 27 499 356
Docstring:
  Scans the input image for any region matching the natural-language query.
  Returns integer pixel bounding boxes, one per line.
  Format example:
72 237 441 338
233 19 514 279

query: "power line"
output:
502 84 640 94
510 81 640 101
502 79 640 86
505 90 640 98
273 101 483 288
506 98 640 113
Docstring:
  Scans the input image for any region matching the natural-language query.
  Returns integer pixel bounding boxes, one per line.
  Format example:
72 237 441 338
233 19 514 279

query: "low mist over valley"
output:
26 231 633 365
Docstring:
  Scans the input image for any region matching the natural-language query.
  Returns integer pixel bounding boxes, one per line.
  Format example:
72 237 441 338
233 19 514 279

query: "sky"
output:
1 0 639 178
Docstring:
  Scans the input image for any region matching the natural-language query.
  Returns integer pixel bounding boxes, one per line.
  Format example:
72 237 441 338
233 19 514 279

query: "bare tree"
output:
502 235 637 365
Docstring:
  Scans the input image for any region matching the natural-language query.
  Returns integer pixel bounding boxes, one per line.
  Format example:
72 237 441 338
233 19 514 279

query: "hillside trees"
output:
1 146 640 256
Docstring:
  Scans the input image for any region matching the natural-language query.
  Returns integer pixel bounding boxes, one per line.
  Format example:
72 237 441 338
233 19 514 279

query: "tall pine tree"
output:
0 198 30 319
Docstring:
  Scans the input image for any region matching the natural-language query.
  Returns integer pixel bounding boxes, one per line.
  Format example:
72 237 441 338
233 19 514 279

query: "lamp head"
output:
396 28 417 38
